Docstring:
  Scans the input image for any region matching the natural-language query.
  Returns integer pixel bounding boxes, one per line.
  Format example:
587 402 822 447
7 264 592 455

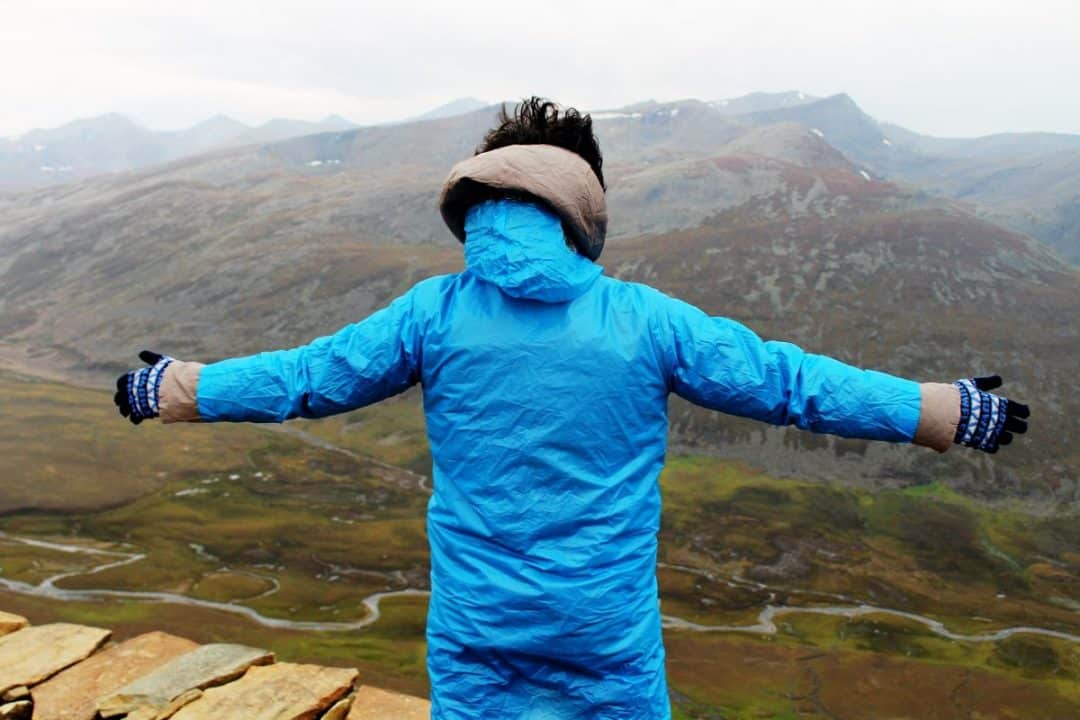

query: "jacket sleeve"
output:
194 287 425 423
655 292 921 443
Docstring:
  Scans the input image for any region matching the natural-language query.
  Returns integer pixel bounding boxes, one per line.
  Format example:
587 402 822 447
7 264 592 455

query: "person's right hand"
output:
114 350 173 425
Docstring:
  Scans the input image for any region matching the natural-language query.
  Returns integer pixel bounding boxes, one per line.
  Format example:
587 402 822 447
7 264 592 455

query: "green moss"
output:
993 636 1062 677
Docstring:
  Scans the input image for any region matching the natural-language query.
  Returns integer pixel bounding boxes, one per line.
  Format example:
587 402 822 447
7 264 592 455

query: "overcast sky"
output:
2 0 1077 138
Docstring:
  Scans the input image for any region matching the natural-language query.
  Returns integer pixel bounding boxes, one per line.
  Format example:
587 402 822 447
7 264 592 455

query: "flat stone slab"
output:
347 686 430 720
96 643 273 720
0 623 110 694
32 631 200 720
170 663 358 720
0 612 27 638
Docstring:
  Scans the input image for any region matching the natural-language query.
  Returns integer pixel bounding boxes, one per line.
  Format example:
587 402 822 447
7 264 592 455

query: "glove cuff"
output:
128 356 173 420
953 379 1009 452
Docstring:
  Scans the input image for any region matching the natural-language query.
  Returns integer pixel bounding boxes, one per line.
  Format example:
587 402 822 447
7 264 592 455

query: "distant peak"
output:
821 93 859 108
79 112 141 127
708 91 819 115
258 117 306 129
410 98 491 122
436 96 488 109
320 114 355 127
27 113 150 137
190 114 247 129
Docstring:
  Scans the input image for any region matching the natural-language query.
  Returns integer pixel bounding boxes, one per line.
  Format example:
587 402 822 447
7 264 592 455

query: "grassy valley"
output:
1 373 1076 718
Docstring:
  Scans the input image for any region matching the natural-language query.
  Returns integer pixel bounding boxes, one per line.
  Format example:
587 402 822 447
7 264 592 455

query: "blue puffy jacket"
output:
197 199 921 719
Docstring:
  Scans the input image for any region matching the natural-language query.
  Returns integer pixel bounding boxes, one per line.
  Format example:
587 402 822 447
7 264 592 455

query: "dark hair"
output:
477 97 605 190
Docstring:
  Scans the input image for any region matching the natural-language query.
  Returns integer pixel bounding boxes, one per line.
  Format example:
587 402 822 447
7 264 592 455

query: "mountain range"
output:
5 91 1076 265
0 112 357 190
0 98 494 192
0 92 1076 502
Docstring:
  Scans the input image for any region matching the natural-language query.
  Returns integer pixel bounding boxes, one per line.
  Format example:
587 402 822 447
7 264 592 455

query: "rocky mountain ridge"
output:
0 98 1076 501
722 93 1080 262
7 91 1080 265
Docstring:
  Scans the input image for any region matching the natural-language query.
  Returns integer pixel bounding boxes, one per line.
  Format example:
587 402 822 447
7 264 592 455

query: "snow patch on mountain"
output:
591 112 643 121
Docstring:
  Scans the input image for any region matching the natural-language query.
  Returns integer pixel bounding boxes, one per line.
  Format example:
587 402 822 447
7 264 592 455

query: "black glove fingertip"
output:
1004 417 1027 434
973 375 1003 391
139 350 163 365
1009 402 1031 419
998 432 1013 446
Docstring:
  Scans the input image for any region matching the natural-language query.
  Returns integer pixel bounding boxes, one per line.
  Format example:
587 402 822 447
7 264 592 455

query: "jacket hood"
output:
440 144 608 261
464 199 603 303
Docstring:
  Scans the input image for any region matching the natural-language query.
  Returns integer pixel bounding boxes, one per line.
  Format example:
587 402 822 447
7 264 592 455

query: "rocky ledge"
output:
0 609 429 719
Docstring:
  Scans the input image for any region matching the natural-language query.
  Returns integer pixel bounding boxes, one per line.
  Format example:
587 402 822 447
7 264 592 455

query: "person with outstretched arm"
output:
114 98 1029 720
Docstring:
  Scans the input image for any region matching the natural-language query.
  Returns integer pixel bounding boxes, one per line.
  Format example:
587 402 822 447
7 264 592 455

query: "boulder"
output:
96 643 273 720
0 623 110 694
347 686 430 720
169 663 357 720
31 631 199 720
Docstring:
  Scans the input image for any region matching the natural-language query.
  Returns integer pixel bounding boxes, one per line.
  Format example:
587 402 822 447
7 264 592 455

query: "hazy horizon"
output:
3 0 1078 139
6 88 1078 143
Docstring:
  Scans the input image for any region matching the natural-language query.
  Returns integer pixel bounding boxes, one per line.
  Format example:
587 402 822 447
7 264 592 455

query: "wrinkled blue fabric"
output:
464 200 602 302
197 199 921 719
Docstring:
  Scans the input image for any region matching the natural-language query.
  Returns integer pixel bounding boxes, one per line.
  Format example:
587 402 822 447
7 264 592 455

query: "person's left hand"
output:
953 375 1030 453
114 350 173 425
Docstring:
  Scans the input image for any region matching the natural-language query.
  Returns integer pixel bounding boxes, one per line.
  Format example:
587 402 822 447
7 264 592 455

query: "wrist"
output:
158 360 205 423
953 379 1008 452
913 382 961 453
129 357 172 420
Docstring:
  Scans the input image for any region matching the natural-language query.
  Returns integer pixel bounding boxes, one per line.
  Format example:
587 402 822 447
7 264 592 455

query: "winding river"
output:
1 531 1076 643
0 531 425 632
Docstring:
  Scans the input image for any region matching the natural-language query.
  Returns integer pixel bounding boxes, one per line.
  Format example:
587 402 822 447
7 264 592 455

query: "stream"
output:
1 532 1076 643
0 531 425 632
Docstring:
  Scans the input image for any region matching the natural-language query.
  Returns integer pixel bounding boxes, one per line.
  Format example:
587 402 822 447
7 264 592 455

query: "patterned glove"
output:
953 375 1030 453
114 351 173 425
